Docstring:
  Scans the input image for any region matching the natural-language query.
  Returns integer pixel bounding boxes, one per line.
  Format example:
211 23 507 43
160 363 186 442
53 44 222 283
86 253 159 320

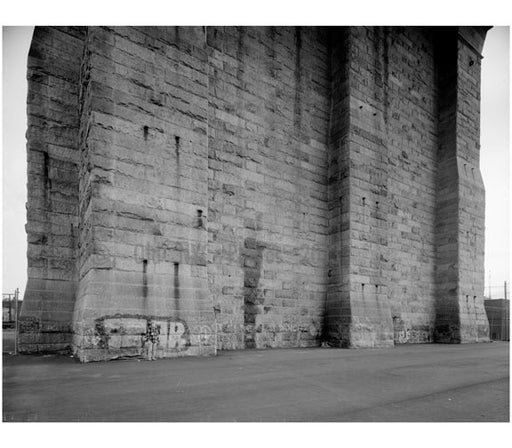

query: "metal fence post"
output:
8 293 12 322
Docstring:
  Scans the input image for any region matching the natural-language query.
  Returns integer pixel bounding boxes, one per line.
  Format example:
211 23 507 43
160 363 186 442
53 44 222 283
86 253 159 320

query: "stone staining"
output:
19 26 490 362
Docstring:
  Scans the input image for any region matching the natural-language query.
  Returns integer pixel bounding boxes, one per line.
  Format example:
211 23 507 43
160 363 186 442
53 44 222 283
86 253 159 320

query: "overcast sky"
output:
481 26 510 297
1 26 510 299
2 26 33 298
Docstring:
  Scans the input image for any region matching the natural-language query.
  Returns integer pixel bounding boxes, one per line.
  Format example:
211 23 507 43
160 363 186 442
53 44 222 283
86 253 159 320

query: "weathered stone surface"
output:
21 26 490 361
20 26 84 354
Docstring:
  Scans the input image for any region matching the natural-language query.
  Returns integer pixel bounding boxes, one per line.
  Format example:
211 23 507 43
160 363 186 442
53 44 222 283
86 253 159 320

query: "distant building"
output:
484 299 510 341
2 297 21 327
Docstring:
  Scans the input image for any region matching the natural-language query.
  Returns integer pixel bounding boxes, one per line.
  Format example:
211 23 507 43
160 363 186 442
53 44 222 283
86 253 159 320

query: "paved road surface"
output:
2 342 509 421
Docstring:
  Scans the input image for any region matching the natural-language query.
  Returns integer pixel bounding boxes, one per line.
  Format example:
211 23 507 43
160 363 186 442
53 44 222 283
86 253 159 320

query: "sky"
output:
0 26 510 299
481 26 510 298
2 26 33 298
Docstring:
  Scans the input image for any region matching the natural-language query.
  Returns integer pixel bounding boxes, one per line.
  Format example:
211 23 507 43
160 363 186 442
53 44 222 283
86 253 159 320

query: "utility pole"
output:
14 288 19 355
505 281 508 300
489 271 492 299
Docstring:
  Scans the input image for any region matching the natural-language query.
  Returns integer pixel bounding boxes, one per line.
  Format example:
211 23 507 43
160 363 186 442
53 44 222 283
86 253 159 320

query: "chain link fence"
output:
2 289 20 354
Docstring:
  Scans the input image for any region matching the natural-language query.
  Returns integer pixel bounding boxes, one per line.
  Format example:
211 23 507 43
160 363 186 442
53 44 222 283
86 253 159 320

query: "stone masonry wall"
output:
326 28 352 346
380 27 439 344
342 26 395 347
72 27 216 361
384 28 439 344
327 27 439 347
433 27 489 343
20 27 85 353
454 28 488 341
207 27 330 350
21 26 489 361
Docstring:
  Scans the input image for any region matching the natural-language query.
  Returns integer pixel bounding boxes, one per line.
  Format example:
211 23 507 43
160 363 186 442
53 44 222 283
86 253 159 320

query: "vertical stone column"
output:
434 26 490 342
345 27 394 347
19 27 85 353
327 27 394 347
326 27 352 346
72 27 216 361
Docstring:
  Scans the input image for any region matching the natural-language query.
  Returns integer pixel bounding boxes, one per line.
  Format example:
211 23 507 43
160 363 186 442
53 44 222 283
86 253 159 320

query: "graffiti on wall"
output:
393 316 433 344
92 314 191 357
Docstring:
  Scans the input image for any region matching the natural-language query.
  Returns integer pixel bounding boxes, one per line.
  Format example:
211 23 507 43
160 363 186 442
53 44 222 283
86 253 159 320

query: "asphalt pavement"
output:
2 340 509 422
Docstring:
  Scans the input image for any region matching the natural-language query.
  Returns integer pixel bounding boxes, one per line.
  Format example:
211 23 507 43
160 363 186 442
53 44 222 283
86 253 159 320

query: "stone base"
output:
17 317 73 354
73 344 216 363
